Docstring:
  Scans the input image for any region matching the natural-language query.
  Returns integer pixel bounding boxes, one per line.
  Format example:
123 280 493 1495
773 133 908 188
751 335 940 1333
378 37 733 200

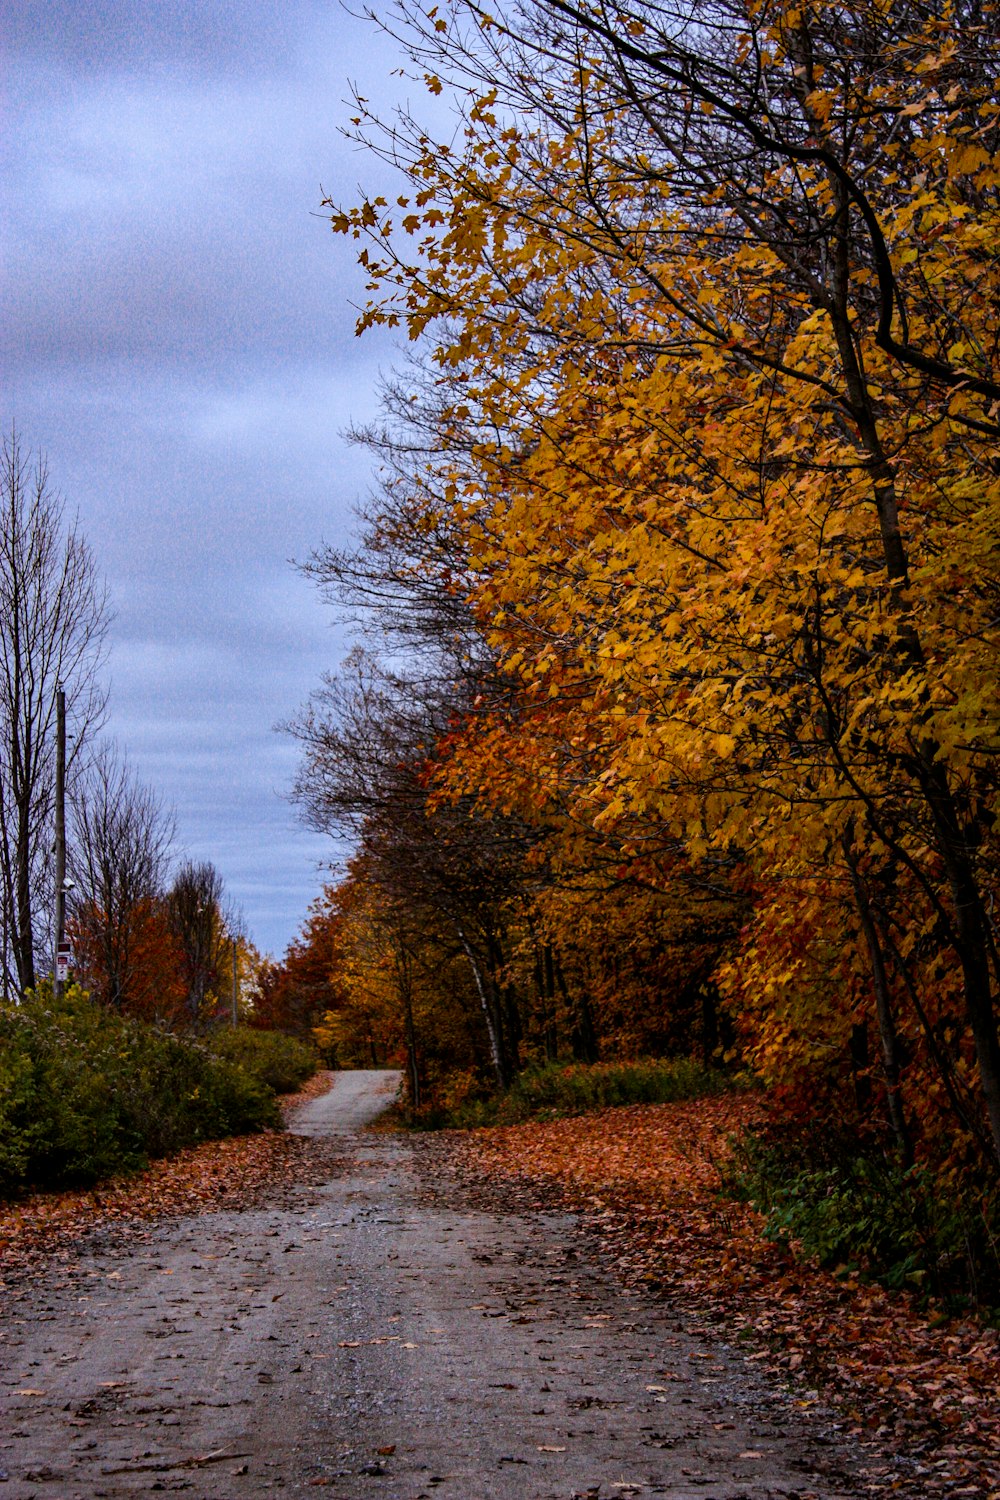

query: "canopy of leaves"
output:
292 0 1000 1292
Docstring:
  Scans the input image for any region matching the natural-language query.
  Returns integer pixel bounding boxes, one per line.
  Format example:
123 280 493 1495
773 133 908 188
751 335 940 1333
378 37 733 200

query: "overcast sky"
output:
2 1 419 956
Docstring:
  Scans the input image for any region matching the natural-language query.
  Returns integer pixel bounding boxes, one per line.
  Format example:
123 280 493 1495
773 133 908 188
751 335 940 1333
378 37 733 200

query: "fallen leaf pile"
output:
433 1097 1000 1500
0 1072 339 1290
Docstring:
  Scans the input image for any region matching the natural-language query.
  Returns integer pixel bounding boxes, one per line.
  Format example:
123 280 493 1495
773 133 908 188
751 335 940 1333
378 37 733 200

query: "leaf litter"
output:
0 1072 340 1289
427 1095 1000 1500
2 1075 997 1497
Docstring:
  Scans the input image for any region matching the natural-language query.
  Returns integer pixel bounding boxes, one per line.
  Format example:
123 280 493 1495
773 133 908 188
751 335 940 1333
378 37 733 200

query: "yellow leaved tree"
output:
327 0 1000 1167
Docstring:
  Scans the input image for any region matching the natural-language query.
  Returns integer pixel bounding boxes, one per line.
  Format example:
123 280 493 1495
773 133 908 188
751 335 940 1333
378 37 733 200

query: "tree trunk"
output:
14 792 34 992
542 943 559 1060
844 835 912 1164
553 957 598 1063
455 923 510 1088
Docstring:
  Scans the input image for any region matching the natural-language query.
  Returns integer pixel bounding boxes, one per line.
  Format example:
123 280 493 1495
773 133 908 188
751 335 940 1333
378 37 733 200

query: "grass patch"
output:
422 1056 735 1128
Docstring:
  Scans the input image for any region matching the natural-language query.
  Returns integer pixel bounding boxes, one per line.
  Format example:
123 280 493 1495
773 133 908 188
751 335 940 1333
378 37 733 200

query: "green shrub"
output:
0 987 279 1198
204 1026 318 1094
0 1037 41 1187
425 1056 734 1128
726 1123 1000 1316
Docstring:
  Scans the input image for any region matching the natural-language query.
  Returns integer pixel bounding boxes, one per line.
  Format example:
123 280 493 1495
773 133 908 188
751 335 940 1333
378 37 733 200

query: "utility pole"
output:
231 938 239 1026
53 685 67 999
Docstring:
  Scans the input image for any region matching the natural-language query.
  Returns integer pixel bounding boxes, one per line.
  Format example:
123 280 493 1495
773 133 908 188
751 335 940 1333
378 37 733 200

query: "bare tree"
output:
68 741 175 1011
290 652 534 1087
167 859 231 1027
0 431 109 996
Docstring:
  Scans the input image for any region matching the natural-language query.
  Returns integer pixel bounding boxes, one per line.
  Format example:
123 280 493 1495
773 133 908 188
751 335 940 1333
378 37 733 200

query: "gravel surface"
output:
0 1070 876 1498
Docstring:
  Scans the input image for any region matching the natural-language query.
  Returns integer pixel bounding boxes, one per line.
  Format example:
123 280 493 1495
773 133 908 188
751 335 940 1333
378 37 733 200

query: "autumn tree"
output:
249 892 347 1036
292 323 752 1096
324 0 1000 1167
322 853 505 1114
293 465 749 1101
290 650 536 1088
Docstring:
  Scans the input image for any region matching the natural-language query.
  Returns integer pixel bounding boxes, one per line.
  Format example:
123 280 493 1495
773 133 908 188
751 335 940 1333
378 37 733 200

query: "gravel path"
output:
0 1071 873 1498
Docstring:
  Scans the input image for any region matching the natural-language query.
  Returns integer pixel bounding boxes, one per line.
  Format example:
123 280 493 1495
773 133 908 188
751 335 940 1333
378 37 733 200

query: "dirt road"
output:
1 1071 873 1498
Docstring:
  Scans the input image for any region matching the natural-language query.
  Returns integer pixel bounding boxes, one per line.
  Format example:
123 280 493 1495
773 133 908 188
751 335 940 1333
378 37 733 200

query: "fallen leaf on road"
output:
433 1100 1000 1500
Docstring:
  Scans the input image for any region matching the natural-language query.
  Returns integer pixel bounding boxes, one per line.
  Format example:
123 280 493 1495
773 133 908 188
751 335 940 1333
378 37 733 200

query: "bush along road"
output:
0 1071 958 1499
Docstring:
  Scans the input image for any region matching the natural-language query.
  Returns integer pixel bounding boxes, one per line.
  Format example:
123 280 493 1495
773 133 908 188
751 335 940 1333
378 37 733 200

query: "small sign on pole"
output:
56 941 73 983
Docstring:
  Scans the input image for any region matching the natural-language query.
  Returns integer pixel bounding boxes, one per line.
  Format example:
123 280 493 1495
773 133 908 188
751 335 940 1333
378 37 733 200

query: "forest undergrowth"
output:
418 1057 735 1127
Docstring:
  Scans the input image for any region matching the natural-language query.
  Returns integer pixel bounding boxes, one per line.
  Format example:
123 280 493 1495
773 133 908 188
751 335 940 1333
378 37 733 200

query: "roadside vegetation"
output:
420 1057 734 1129
271 0 1000 1323
727 1118 1000 1315
205 1024 318 1095
0 987 317 1197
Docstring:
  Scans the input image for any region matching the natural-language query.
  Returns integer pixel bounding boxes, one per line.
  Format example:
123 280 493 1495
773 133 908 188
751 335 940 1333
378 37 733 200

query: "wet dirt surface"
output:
0 1071 878 1498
